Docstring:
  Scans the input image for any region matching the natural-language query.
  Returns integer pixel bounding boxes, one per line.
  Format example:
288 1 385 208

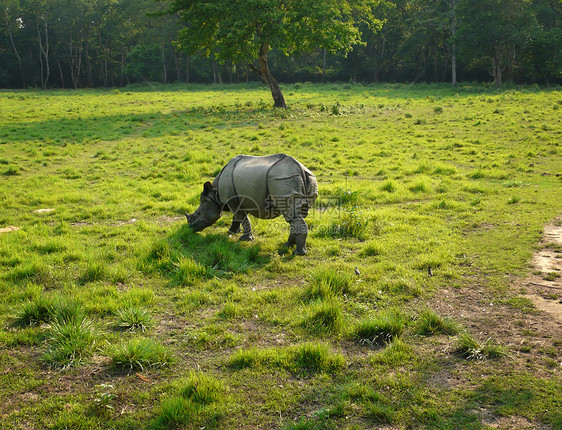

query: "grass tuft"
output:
352 309 409 346
110 337 173 371
227 342 345 374
14 295 54 327
304 267 352 300
115 305 152 331
80 262 107 284
301 300 344 334
416 309 459 336
292 342 346 373
454 332 508 360
179 372 225 406
42 316 97 369
317 207 370 240
173 257 207 286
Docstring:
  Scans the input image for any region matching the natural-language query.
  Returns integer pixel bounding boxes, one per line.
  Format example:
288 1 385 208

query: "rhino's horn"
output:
184 212 190 223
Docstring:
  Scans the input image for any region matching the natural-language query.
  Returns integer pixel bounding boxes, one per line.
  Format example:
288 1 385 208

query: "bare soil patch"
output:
429 217 562 382
520 218 562 325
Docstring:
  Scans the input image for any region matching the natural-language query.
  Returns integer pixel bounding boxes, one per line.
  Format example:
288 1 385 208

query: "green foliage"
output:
169 0 379 63
14 295 55 327
370 339 413 366
178 372 225 406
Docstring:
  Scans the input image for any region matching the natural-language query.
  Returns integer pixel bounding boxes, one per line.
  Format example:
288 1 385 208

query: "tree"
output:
1 0 26 87
456 0 536 88
165 0 381 107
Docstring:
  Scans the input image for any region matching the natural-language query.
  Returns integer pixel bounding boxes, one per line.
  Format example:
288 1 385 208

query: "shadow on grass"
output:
0 105 279 145
142 224 269 284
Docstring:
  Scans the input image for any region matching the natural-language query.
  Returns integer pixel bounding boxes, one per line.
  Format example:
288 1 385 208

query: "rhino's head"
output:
186 181 222 232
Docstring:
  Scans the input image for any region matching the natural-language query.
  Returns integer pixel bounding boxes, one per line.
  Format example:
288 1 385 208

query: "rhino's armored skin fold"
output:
186 154 318 255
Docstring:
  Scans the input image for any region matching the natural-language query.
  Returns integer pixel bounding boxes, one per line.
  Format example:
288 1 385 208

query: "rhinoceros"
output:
186 154 318 255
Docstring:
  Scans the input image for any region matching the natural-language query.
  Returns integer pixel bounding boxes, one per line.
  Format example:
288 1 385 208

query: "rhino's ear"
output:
203 181 213 195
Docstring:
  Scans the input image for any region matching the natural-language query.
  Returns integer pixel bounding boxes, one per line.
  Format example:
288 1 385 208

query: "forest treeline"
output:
1 0 560 89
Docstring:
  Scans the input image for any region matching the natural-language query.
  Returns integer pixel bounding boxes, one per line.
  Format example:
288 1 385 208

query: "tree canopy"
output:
167 0 382 107
0 0 560 90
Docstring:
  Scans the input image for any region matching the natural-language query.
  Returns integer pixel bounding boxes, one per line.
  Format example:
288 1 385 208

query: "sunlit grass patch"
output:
304 267 353 300
42 315 97 369
178 372 226 406
150 373 228 430
352 309 409 346
115 305 152 332
315 207 371 240
380 180 397 193
14 294 85 327
300 300 344 334
110 337 173 371
14 295 55 327
218 301 242 320
291 342 346 373
370 338 414 366
408 180 430 193
228 342 345 374
454 332 508 360
415 309 459 336
173 257 207 286
342 382 395 424
80 261 107 284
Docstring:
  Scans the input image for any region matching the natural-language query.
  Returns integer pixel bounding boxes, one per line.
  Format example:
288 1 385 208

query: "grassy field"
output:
0 82 561 429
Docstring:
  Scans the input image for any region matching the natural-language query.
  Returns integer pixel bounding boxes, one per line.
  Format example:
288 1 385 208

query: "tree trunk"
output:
174 51 181 82
85 40 94 87
492 56 503 88
450 0 457 86
36 21 50 89
451 42 457 86
161 44 167 83
57 59 65 88
69 36 83 89
249 43 287 108
322 48 327 82
6 25 25 88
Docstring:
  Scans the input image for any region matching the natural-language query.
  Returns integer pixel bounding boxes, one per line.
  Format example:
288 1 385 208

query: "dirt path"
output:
520 218 562 324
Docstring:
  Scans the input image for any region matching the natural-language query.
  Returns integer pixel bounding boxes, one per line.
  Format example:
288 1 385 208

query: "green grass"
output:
0 83 561 429
454 332 509 360
352 309 409 346
228 342 345 374
110 337 173 371
42 316 97 369
115 305 152 331
304 267 353 300
415 309 459 336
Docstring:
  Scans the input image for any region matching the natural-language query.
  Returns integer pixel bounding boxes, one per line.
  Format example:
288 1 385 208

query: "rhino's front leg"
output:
288 216 308 255
236 213 254 241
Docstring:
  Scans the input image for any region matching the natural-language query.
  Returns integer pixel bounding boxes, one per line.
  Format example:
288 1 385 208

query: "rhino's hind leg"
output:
228 220 241 235
288 216 308 255
237 214 255 241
